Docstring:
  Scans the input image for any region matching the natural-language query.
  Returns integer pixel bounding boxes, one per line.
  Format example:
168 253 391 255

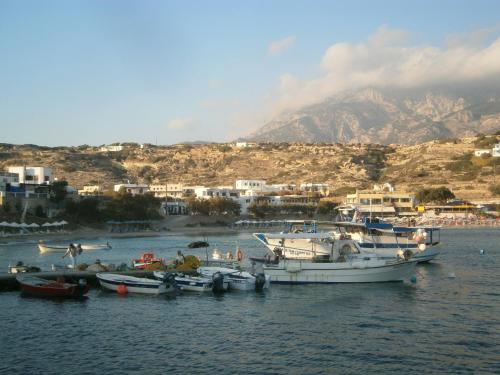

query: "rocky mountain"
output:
244 87 500 144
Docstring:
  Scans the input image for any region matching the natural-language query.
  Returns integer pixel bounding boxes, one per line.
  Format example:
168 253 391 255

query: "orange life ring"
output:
236 248 243 261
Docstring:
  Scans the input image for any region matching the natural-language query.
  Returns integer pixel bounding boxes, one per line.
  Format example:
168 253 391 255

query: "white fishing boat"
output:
96 273 177 295
254 220 440 263
198 266 270 291
254 232 417 284
38 242 112 254
153 271 228 292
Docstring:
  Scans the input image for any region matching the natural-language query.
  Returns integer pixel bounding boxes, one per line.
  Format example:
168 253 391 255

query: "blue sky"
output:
1 0 499 146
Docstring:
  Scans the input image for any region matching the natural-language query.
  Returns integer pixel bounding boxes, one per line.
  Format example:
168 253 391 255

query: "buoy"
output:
479 249 485 255
410 275 417 284
117 284 128 295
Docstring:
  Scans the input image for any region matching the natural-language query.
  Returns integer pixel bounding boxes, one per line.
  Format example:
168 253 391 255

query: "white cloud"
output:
268 36 296 56
167 117 195 130
268 25 500 115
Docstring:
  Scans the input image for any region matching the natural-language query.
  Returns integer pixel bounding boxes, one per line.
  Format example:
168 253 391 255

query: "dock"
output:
0 269 195 291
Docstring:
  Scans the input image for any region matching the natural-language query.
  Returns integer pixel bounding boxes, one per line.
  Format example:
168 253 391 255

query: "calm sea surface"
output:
0 228 499 374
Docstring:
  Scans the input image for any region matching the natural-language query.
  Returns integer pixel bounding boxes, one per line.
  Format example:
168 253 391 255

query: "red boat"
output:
16 275 90 298
132 252 164 269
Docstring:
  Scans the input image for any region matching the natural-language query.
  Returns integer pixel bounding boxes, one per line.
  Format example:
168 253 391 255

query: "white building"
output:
78 185 103 196
0 172 20 187
300 183 330 196
474 149 492 157
268 183 296 192
149 184 186 198
7 166 53 185
493 143 500 157
194 187 240 200
235 180 267 191
234 142 257 148
114 184 149 196
100 145 124 152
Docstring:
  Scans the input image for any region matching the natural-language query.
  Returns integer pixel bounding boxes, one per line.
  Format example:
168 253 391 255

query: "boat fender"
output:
212 272 225 293
236 248 243 262
255 273 266 292
117 284 128 295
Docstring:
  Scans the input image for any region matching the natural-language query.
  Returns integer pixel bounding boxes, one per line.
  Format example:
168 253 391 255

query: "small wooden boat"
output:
132 252 164 269
16 275 90 298
38 242 112 254
97 273 176 295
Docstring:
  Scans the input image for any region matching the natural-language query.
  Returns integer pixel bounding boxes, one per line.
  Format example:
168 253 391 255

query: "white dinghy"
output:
96 273 177 295
198 266 270 291
153 271 228 293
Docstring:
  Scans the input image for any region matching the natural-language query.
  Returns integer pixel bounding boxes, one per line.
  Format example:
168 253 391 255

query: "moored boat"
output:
153 271 228 292
254 234 417 284
38 242 112 254
16 274 89 298
132 252 164 269
198 266 270 291
96 273 176 295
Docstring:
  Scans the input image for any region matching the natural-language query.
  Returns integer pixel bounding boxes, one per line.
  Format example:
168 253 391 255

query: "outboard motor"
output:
162 273 177 292
255 273 266 292
77 278 87 295
403 250 413 261
212 272 225 293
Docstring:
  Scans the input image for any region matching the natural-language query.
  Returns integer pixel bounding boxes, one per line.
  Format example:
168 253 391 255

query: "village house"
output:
300 183 330 196
7 166 53 185
345 187 416 217
113 183 149 196
78 185 103 196
99 144 124 152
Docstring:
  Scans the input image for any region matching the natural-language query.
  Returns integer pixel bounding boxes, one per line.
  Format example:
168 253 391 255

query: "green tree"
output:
50 180 68 203
416 186 455 204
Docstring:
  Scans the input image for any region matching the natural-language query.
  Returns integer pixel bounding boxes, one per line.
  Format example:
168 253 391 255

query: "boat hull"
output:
153 271 213 292
38 243 111 254
198 266 269 291
263 260 416 284
17 275 89 298
97 273 172 295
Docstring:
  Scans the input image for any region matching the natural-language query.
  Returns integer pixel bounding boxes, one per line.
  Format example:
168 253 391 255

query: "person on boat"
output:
226 251 234 260
175 250 185 265
62 243 78 269
77 244 83 255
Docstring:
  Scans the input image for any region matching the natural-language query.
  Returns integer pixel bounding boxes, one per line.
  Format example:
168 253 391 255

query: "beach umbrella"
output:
28 223 40 228
59 220 68 225
42 222 52 227
19 223 29 228
0 221 9 227
9 222 20 227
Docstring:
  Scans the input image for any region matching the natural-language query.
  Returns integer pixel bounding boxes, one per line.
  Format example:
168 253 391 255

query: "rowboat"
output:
16 275 90 298
38 242 112 254
96 273 177 295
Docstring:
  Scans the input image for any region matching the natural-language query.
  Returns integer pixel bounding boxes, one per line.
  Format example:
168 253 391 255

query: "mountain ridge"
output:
243 87 500 144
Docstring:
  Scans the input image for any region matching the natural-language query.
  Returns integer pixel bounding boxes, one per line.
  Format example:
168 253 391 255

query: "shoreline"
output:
0 223 499 244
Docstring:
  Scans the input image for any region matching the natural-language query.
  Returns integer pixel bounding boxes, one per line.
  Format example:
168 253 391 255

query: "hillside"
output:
0 134 499 200
244 87 500 144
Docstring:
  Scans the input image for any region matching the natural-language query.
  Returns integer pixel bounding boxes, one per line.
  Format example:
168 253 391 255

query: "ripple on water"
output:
1 229 500 374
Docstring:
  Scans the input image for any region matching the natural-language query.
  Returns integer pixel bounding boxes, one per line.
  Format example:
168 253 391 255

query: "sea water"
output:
0 228 499 374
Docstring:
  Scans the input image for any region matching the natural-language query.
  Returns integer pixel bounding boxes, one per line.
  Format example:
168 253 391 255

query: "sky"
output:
1 0 500 146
